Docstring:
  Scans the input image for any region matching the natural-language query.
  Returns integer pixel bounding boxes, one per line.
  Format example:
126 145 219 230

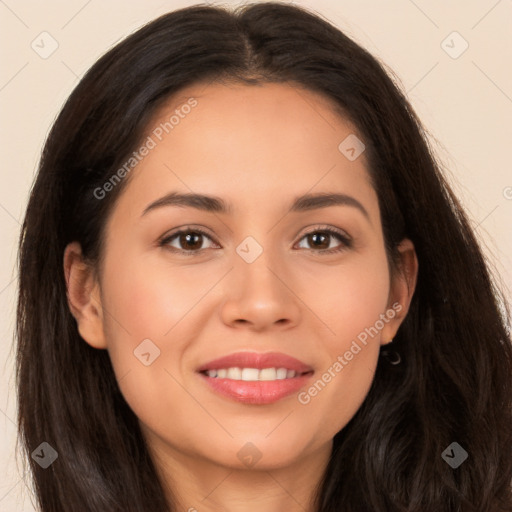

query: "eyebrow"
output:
141 191 370 220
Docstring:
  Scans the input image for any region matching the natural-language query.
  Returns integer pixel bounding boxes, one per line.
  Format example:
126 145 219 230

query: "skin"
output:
64 81 418 512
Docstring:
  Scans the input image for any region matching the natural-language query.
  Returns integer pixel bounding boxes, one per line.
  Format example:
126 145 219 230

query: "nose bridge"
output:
234 233 286 295
220 232 300 330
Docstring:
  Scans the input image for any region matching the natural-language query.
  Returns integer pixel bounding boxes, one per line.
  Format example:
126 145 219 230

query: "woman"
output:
16 2 512 511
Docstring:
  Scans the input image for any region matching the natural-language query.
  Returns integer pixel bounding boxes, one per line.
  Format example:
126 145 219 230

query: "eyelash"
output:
158 225 352 256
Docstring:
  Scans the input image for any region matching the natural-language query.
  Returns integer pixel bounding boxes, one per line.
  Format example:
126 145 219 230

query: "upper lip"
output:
197 351 314 374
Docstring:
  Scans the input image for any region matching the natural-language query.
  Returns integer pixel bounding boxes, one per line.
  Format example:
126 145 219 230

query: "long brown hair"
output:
16 2 512 511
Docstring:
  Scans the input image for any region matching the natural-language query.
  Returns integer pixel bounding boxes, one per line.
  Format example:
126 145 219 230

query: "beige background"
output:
1 0 511 510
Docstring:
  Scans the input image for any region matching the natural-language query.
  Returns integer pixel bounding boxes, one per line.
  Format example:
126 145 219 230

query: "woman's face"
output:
66 81 416 472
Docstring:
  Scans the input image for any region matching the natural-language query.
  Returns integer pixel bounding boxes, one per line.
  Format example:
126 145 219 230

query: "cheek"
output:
307 247 391 346
98 251 210 411
101 249 216 345
298 249 390 435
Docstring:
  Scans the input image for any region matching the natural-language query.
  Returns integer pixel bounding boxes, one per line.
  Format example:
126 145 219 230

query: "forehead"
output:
148 80 363 163
113 81 377 219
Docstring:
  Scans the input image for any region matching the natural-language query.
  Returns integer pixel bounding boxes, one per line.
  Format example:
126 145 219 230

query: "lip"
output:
196 351 314 405
199 373 314 404
196 351 314 374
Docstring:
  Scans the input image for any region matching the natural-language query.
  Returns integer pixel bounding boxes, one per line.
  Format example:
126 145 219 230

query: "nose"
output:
219 244 301 332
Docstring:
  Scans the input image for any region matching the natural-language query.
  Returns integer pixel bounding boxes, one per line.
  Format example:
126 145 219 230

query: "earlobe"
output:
63 242 107 349
380 238 419 345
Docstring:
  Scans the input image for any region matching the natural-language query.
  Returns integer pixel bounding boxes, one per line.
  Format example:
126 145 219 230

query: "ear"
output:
380 238 418 346
63 241 107 349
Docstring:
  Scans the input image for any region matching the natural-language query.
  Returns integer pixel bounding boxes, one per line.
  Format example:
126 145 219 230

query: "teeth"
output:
204 367 298 381
276 368 287 379
259 368 277 381
241 368 260 381
227 367 242 380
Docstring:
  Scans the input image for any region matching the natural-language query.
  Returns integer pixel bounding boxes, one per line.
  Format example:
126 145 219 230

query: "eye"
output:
159 225 352 255
295 226 352 254
159 227 218 253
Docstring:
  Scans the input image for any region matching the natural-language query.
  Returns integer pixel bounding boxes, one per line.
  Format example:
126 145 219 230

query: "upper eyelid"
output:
300 225 351 238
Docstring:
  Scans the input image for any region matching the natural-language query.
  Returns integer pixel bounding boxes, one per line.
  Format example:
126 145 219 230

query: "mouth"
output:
199 367 312 380
196 351 315 405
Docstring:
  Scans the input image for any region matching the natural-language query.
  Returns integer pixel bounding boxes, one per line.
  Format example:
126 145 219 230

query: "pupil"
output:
310 232 328 249
182 232 201 249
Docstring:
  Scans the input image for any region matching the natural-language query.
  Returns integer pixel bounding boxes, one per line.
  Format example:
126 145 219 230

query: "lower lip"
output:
198 372 314 405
